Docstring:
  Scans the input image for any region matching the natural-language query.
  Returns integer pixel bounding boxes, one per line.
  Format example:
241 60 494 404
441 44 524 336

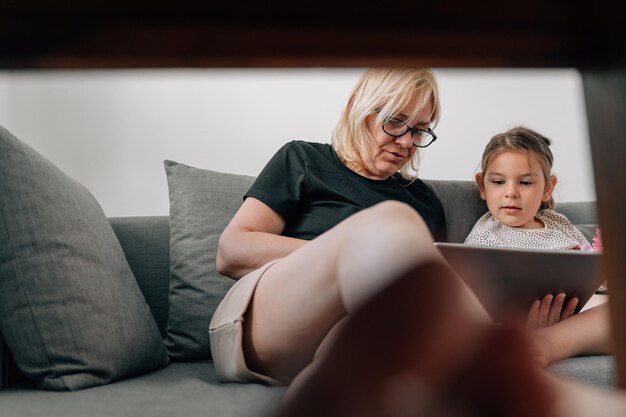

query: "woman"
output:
211 68 488 386
210 69 582 414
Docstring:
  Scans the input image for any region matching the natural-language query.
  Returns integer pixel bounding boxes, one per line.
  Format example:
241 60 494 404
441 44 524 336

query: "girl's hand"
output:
526 293 578 330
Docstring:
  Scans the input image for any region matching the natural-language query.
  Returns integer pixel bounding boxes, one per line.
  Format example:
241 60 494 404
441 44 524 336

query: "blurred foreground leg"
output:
274 262 557 417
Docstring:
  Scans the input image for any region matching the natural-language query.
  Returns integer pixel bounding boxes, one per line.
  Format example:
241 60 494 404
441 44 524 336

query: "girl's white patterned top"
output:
464 209 590 250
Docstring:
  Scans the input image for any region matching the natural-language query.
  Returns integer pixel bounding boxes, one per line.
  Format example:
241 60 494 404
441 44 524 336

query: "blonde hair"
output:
479 126 556 209
331 68 440 180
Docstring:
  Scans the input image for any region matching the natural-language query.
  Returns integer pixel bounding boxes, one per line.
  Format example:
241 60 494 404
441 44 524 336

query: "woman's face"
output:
356 100 433 180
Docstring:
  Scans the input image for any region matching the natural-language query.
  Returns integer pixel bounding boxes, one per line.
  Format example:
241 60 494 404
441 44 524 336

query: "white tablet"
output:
434 242 604 320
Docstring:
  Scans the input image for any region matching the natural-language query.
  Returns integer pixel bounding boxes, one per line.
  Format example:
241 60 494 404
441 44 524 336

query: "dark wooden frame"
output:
2 0 625 387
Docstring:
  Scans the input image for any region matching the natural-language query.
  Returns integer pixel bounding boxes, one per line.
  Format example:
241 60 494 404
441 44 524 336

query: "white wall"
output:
0 68 595 217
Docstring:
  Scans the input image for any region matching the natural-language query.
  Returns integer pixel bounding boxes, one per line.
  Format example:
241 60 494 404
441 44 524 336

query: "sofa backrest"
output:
425 180 488 243
107 178 598 337
0 175 599 388
109 216 171 337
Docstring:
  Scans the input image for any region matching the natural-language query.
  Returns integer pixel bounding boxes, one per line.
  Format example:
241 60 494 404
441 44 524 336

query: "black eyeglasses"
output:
382 117 438 148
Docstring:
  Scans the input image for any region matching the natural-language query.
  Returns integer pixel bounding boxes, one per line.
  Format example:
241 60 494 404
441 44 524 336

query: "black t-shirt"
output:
245 140 447 241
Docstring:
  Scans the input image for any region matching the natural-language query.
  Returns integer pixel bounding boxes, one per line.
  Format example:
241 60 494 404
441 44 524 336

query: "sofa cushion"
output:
109 216 172 338
0 362 286 417
549 355 614 387
0 126 168 390
424 179 488 243
552 201 598 242
0 357 611 417
164 160 255 360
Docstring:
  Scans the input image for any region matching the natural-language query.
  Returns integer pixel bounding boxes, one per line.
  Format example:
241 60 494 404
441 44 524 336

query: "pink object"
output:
578 228 603 252
592 228 603 251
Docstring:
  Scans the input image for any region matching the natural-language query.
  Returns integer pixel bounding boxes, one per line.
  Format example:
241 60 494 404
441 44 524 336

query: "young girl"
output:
465 126 610 367
465 126 590 250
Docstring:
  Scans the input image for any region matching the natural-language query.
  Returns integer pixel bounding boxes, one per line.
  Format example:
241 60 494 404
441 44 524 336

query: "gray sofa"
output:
0 126 614 416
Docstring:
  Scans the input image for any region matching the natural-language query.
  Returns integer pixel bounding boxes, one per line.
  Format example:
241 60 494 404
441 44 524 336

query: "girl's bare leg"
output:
242 201 487 384
532 303 611 367
550 374 626 417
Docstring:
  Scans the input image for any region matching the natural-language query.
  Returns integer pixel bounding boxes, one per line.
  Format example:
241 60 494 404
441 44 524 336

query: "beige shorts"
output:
209 259 282 386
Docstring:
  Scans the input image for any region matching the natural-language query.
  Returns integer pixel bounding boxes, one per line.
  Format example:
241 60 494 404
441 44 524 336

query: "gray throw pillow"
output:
164 160 255 360
0 126 168 390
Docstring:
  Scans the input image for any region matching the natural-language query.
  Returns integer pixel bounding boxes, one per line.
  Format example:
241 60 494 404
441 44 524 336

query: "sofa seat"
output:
550 355 615 388
0 357 613 417
0 363 286 417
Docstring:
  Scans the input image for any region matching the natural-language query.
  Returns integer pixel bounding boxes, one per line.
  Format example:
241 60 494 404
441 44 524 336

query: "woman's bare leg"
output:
242 200 487 384
283 317 348 401
274 261 557 417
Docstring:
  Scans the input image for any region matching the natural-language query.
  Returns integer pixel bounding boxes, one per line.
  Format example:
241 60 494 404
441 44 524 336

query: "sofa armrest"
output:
1 334 30 389
1 333 10 389
1 333 4 389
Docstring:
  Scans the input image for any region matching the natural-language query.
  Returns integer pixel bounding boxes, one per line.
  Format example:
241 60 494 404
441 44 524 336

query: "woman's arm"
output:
531 302 611 367
216 197 308 279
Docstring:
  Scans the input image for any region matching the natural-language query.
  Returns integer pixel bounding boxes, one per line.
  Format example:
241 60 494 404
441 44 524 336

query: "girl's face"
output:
355 101 432 180
476 150 556 229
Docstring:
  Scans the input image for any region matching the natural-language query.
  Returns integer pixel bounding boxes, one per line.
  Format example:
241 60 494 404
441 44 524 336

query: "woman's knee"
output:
369 200 414 215
355 201 432 244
